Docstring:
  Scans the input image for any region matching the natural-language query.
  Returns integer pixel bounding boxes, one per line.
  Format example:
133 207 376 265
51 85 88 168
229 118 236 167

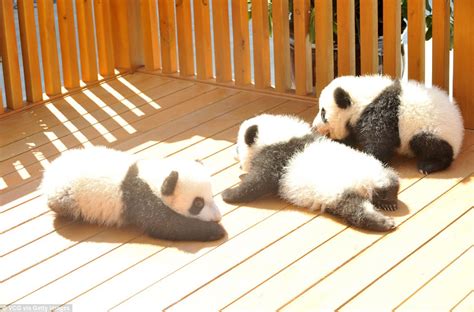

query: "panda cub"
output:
313 75 464 174
40 146 226 241
222 114 400 232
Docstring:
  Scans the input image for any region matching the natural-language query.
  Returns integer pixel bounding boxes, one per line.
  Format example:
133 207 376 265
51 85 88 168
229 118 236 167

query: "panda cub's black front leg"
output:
222 171 278 203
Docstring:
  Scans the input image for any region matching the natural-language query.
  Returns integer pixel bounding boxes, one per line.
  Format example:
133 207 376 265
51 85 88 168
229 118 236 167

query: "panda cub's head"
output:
235 114 312 172
138 158 221 222
312 77 357 140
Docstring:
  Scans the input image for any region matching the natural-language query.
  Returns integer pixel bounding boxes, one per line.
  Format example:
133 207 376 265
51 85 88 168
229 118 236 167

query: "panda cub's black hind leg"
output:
325 192 396 232
409 132 454 174
372 181 400 211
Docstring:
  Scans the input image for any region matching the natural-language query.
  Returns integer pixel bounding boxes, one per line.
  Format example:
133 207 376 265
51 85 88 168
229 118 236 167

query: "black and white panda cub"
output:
222 114 400 232
313 75 464 174
40 146 226 241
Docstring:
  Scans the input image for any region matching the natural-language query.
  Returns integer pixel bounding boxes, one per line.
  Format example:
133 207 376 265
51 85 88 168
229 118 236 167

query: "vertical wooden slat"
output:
408 0 425 82
337 0 355 76
314 0 334 96
231 0 251 85
17 0 42 103
128 0 144 70
193 0 213 79
57 0 80 89
273 0 291 92
110 0 132 69
0 0 23 110
383 0 401 78
432 0 450 90
212 0 232 82
141 0 161 71
175 0 194 76
454 0 474 129
94 0 115 77
37 0 61 96
252 0 271 89
158 0 177 74
360 0 378 74
293 0 312 95
0 88 3 114
76 0 99 82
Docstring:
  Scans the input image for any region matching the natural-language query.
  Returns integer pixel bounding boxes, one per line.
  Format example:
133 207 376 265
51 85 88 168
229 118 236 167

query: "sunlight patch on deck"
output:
100 83 146 116
0 178 7 190
116 76 161 110
12 161 31 180
82 90 137 134
44 104 93 148
64 96 117 143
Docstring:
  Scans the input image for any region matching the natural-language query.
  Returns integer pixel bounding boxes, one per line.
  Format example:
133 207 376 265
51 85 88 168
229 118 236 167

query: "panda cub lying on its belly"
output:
313 75 464 174
40 146 226 241
222 114 400 232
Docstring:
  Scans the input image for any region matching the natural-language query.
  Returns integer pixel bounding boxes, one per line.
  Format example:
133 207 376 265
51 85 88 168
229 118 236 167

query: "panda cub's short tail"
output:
325 192 395 232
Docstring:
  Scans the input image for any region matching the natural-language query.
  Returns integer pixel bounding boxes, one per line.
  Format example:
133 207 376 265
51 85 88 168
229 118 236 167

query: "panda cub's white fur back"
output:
225 114 400 232
41 146 225 241
313 75 464 174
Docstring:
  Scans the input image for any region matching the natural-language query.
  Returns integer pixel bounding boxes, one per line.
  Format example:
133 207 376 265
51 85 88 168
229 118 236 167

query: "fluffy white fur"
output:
313 75 464 158
40 146 221 226
236 114 312 171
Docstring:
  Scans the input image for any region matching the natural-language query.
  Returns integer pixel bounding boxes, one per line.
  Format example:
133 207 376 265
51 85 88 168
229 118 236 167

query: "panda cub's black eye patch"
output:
321 108 328 123
189 197 205 215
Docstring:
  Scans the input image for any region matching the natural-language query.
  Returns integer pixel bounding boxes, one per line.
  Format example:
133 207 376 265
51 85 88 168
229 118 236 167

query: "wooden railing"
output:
0 0 472 128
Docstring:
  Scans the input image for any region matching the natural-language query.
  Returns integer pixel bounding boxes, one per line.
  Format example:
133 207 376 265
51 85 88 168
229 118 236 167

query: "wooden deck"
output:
0 72 472 311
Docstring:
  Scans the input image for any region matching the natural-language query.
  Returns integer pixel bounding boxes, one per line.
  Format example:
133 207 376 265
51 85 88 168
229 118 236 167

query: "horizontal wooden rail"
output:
0 0 472 129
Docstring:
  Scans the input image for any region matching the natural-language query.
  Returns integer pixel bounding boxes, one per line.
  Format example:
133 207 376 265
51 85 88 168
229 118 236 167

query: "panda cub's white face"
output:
139 159 221 222
312 81 354 140
235 114 313 172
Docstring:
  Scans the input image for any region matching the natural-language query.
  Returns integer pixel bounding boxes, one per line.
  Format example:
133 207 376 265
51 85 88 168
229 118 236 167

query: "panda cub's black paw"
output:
222 188 241 203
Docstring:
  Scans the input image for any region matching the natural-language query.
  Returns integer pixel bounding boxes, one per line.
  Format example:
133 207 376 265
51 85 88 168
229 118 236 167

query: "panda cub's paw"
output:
372 185 399 211
222 187 241 203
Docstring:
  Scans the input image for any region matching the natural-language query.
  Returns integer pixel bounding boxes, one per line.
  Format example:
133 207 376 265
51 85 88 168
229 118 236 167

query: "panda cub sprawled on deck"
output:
312 75 464 174
40 146 226 241
222 114 400 232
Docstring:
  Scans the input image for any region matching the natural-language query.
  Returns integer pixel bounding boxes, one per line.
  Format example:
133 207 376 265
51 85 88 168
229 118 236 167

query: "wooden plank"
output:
359 0 378 74
341 209 474 310
140 0 161 71
110 0 131 69
336 0 355 76
231 0 251 85
453 0 474 129
397 247 474 311
94 0 116 77
0 88 3 113
212 0 232 82
225 150 474 311
383 0 401 78
158 0 178 74
251 0 271 89
17 0 43 103
452 291 474 312
76 0 99 83
293 0 312 95
37 0 62 96
127 0 144 70
175 0 194 76
273 0 291 92
407 0 425 82
280 175 474 311
0 0 23 109
314 0 334 96
57 0 80 89
432 0 450 90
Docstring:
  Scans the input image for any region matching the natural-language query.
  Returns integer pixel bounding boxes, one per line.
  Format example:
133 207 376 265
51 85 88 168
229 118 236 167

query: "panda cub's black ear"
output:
334 87 352 109
161 171 179 196
244 125 259 146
